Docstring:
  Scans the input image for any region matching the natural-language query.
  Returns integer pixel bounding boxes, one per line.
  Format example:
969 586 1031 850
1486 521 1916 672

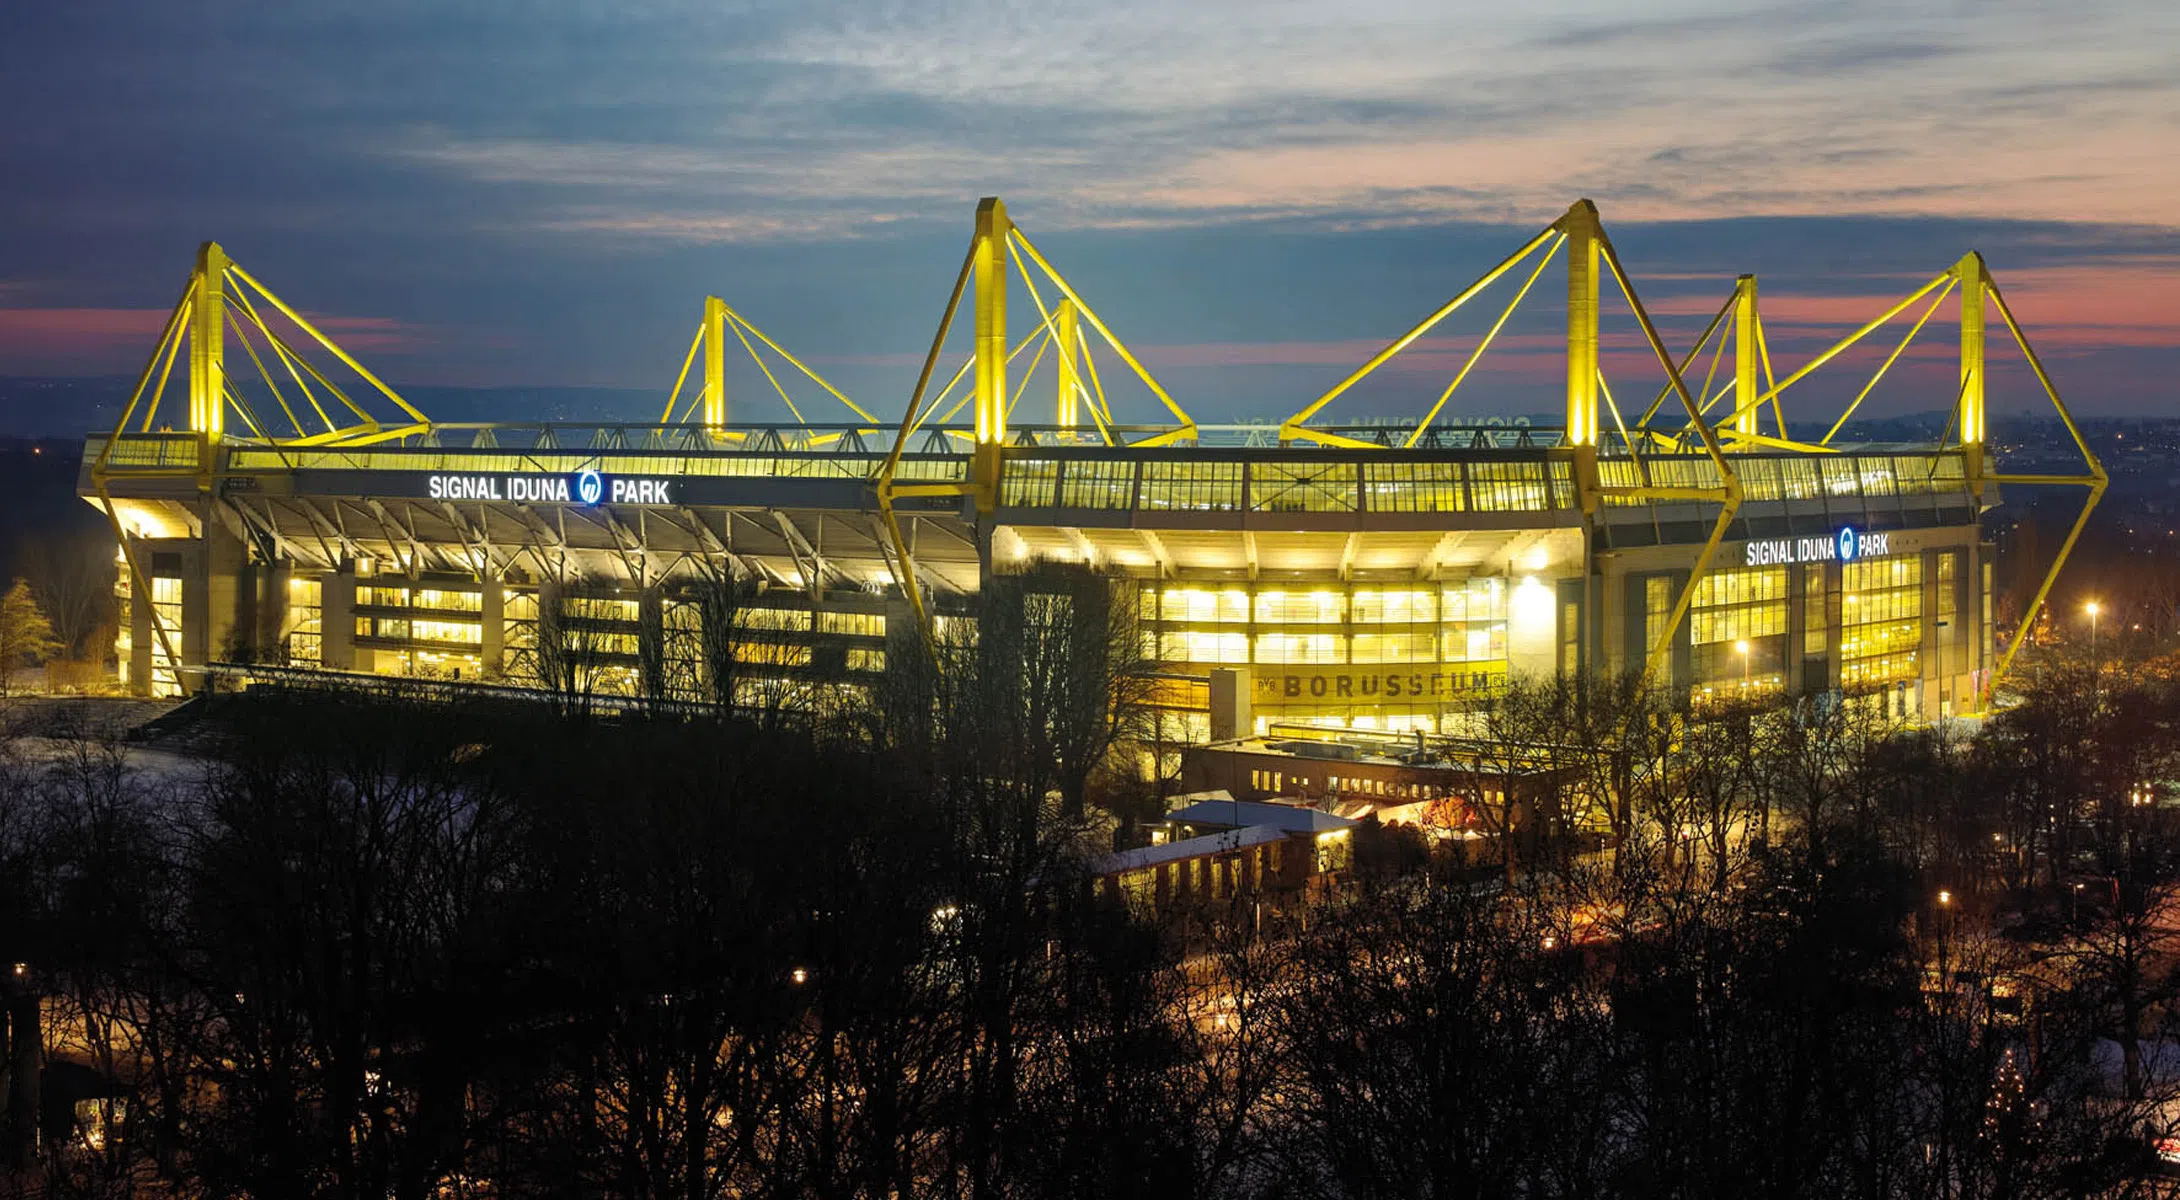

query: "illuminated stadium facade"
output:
80 199 2106 732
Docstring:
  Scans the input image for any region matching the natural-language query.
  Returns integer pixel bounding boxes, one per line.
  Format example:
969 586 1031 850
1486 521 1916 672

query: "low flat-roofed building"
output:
1179 737 1461 806
1162 795 1359 839
1092 819 1353 917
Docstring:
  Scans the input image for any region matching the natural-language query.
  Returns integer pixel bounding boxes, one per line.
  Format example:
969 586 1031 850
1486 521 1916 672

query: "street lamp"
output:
1735 639 1750 687
2086 600 2101 655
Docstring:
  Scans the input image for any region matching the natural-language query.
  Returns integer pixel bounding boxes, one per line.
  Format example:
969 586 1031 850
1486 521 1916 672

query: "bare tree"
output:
19 535 113 667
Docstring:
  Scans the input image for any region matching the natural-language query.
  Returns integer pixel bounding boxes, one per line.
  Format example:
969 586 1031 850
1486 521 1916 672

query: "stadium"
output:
79 198 2104 733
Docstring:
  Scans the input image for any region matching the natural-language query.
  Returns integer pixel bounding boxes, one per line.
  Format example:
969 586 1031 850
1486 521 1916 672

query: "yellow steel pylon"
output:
877 196 1200 652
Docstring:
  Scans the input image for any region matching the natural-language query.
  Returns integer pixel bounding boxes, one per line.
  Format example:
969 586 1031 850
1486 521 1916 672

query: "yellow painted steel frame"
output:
1679 249 2101 696
660 296 876 431
876 196 1201 651
93 242 430 464
1978 267 2106 692
1281 200 1739 689
1277 198 2101 702
88 242 445 691
1282 222 1563 448
1591 220 1743 690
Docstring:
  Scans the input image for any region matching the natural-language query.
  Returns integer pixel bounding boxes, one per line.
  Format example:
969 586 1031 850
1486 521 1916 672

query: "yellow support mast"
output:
703 294 728 430
1733 274 1759 438
1957 252 1985 481
971 197 1011 512
189 242 228 439
1563 200 1601 508
1054 298 1080 431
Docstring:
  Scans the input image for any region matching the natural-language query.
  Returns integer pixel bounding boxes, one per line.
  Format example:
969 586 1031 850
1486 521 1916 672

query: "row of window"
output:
1690 604 1787 646
355 585 484 612
1147 581 1508 626
1007 459 1571 513
1149 626 1507 667
1600 453 1970 503
220 442 1972 524
356 617 485 646
1654 551 1958 695
228 447 965 484
287 578 323 667
1843 651 1920 687
1689 563 1788 650
1840 619 1921 659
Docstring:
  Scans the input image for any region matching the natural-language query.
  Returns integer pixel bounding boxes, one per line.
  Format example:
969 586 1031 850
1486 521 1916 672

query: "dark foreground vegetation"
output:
6 590 2180 1197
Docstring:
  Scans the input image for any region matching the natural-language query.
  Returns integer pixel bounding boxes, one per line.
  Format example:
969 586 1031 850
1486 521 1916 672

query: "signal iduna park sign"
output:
1744 525 1890 567
425 469 672 506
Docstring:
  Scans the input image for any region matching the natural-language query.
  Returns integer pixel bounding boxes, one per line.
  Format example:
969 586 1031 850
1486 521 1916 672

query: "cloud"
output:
0 308 431 378
4 0 2178 416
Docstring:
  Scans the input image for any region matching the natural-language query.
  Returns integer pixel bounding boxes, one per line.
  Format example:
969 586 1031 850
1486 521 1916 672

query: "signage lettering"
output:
1744 525 1889 567
610 478 671 504
1254 668 1505 704
426 472 671 506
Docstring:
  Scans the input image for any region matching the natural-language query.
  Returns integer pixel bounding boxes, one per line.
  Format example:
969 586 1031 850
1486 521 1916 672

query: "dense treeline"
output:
7 593 2180 1195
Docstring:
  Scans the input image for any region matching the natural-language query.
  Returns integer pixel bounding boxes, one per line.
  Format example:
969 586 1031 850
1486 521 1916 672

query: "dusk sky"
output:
4 1 2178 429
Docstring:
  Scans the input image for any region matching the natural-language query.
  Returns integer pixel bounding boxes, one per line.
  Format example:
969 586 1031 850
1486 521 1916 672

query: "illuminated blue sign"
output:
425 471 672 505
1745 526 1891 567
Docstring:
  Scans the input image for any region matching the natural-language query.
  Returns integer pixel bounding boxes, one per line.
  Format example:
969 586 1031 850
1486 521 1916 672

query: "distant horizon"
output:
0 370 2136 445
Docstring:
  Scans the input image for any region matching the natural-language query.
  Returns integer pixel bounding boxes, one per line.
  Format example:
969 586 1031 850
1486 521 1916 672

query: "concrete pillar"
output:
1209 667 1252 743
257 559 291 662
1786 560 1809 697
1507 573 1560 680
638 585 666 700
321 567 356 671
126 542 154 697
199 517 246 679
536 577 564 690
177 540 207 692
1922 548 1944 721
480 580 505 679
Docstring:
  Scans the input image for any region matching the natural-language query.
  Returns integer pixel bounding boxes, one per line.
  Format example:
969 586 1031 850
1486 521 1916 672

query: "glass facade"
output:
1840 554 1922 690
286 577 322 666
292 572 892 703
1690 564 1788 701
148 576 182 698
993 454 1581 516
1644 575 1674 665
503 589 540 685
102 431 1993 726
1140 579 1508 732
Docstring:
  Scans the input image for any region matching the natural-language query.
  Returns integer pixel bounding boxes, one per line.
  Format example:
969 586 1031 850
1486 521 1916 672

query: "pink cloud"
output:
0 306 429 374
